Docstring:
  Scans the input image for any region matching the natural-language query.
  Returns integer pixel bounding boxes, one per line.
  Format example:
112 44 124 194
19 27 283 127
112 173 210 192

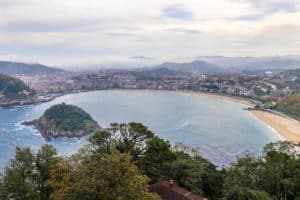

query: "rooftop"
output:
150 181 207 200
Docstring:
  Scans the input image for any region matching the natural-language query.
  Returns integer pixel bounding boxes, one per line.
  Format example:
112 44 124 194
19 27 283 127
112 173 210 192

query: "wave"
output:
197 143 256 166
265 124 287 141
32 132 42 137
0 128 9 133
13 122 26 131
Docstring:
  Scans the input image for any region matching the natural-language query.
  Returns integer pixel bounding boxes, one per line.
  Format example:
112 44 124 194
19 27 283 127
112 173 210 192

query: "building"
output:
150 181 207 200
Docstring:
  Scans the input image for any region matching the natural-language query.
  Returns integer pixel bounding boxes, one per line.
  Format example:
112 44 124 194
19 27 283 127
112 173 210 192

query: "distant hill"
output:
280 68 300 77
153 60 226 75
132 68 186 80
0 74 35 101
278 68 300 91
237 59 300 74
197 56 300 74
0 61 64 76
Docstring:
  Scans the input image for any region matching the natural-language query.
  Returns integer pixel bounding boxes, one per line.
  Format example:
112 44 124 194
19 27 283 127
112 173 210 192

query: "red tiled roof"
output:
149 181 207 200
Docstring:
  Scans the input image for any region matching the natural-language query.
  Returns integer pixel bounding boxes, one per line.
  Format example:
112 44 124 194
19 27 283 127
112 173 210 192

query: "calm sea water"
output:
0 90 281 168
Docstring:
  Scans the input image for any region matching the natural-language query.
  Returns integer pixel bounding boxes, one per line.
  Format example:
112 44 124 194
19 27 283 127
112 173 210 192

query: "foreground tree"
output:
166 151 224 199
225 186 272 200
88 126 224 199
224 141 300 200
224 155 262 190
36 145 58 200
109 122 155 160
260 141 300 200
0 145 58 200
50 153 160 200
138 136 176 183
2 123 299 200
1 147 37 200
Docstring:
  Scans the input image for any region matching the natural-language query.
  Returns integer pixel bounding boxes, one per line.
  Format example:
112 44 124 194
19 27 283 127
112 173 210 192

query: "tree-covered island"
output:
23 103 101 141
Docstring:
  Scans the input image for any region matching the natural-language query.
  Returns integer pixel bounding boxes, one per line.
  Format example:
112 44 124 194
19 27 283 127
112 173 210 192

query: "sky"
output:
0 0 300 69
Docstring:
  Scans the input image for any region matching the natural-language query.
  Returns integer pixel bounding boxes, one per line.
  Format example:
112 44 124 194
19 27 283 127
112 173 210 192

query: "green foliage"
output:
1 123 300 200
0 145 58 200
225 186 272 200
256 101 276 109
88 130 114 154
276 93 300 119
138 136 177 183
43 103 97 132
166 144 224 199
224 155 262 190
36 145 58 200
224 141 300 200
89 125 223 199
49 153 160 200
1 147 37 200
109 122 155 159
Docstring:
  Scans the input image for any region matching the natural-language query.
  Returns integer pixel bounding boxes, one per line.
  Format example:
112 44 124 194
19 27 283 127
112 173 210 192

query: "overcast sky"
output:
1 0 300 69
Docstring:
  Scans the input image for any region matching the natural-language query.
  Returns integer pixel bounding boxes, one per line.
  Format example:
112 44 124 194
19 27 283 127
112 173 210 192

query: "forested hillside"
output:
1 122 299 200
276 93 300 120
0 74 35 100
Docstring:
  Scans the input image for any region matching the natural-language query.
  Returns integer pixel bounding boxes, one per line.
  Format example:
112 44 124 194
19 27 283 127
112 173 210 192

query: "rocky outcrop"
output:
23 117 101 141
22 103 102 141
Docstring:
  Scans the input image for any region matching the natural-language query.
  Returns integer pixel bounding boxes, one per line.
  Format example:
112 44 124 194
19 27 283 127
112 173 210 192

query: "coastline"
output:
173 90 257 107
2 88 299 143
249 110 300 144
109 88 258 107
110 89 300 143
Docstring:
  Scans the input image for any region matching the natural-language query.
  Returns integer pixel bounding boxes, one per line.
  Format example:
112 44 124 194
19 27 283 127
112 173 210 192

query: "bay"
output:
0 90 281 168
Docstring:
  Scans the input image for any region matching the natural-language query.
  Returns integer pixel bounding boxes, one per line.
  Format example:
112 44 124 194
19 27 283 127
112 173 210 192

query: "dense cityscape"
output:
17 67 299 109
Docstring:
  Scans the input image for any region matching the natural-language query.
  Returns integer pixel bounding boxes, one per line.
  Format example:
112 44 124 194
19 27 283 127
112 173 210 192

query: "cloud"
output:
236 0 299 21
164 27 202 34
163 4 194 20
246 0 298 11
105 32 135 37
0 0 300 68
131 56 154 60
2 20 97 32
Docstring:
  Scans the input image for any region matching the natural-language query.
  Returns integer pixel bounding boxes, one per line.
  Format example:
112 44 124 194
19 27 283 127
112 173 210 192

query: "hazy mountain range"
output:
153 60 227 74
1 56 300 76
197 56 300 73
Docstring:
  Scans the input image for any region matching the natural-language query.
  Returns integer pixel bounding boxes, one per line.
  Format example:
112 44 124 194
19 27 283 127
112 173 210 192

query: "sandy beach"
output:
163 90 300 143
250 110 300 144
177 90 257 107
90 89 300 143
157 90 300 143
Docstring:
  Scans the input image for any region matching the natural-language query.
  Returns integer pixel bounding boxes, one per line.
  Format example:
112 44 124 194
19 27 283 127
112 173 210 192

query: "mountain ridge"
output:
0 61 65 76
153 60 227 75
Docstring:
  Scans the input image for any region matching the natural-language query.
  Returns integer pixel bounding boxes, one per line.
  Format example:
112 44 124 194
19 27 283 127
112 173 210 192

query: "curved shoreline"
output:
3 88 299 143
249 110 300 144
108 88 258 107
107 89 300 143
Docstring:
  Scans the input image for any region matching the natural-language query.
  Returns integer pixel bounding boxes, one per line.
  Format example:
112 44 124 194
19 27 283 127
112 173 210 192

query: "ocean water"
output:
0 90 282 169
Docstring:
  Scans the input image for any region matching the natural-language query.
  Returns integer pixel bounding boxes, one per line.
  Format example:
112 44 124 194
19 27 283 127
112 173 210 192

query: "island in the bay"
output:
23 103 101 141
